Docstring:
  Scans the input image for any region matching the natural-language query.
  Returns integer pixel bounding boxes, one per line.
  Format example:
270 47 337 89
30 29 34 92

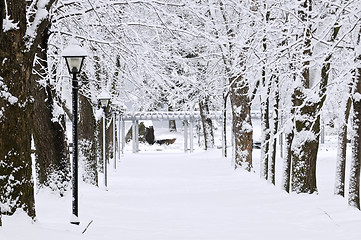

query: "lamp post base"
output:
70 214 80 225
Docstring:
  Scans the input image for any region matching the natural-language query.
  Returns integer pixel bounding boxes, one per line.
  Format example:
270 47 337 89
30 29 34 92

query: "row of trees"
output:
0 0 361 225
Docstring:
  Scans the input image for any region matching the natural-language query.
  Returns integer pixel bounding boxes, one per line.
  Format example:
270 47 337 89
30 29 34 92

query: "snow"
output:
0 79 18 105
25 8 48 39
2 0 19 32
353 93 361 102
142 120 153 128
2 16 19 32
2 139 361 239
97 89 111 102
62 38 88 57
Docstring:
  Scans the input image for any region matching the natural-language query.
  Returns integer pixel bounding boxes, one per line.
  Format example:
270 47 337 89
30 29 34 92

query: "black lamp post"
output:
62 39 87 225
98 90 111 189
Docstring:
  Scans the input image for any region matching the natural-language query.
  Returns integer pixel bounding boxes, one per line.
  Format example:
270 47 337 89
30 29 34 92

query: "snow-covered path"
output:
2 149 361 239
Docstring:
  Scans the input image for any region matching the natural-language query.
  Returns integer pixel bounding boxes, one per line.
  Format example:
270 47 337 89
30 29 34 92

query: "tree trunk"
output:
32 85 70 196
282 73 295 193
324 17 345 197
199 97 215 150
223 92 228 157
31 20 70 196
291 51 332 193
260 80 270 179
282 130 294 193
79 94 98 186
282 64 295 193
168 106 177 132
348 51 361 209
269 76 280 185
290 0 319 193
349 91 361 209
0 0 37 220
98 107 112 173
169 119 177 132
335 96 351 197
229 74 253 171
291 88 319 193
260 8 271 180
107 117 114 160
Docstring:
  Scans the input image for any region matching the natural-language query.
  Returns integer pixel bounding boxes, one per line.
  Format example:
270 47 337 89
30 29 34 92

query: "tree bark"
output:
222 92 228 157
269 76 280 185
0 0 56 220
260 8 271 180
291 88 319 193
98 106 112 173
335 95 351 197
260 78 270 179
282 130 294 193
348 84 361 209
0 0 35 220
292 15 339 193
229 74 253 171
290 0 319 194
79 94 98 186
348 47 361 209
282 61 295 193
199 97 215 150
32 84 70 196
31 20 70 196
168 106 177 132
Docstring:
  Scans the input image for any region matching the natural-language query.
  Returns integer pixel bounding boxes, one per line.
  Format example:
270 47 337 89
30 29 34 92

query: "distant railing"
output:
121 110 261 121
113 110 261 155
121 111 224 121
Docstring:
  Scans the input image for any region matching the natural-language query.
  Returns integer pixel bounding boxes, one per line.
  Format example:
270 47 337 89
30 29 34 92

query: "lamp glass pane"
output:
66 57 83 73
100 99 109 108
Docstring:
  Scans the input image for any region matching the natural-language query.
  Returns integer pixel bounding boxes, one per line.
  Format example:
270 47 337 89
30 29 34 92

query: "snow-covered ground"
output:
1 125 361 239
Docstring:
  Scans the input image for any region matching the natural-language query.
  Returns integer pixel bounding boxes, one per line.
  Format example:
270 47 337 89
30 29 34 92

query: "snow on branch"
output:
111 0 185 7
2 0 20 32
25 0 53 49
2 16 19 32
0 78 18 107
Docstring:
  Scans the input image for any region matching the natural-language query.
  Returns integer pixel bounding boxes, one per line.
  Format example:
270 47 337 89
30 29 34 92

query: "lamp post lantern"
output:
62 38 87 225
98 90 111 189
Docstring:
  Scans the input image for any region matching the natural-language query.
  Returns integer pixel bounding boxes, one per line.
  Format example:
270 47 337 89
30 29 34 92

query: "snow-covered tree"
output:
0 0 60 223
348 25 361 209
